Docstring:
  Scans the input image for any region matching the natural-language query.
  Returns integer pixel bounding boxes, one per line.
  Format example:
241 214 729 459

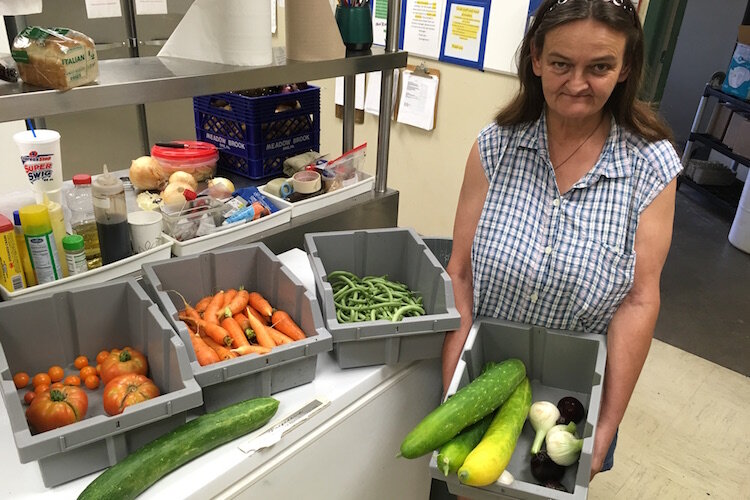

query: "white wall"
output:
0 21 30 194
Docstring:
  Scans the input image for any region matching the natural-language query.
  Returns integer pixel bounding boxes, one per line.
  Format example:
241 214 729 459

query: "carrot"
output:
204 290 225 325
221 317 251 349
223 289 250 318
245 305 267 325
222 289 238 308
187 327 220 366
251 201 268 220
179 315 233 347
246 309 276 348
248 292 273 320
267 326 294 345
231 345 272 356
271 310 307 341
167 290 202 323
198 330 238 361
233 312 251 332
194 295 212 314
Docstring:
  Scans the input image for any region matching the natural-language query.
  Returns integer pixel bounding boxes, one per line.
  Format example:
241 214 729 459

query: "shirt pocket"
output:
568 238 635 332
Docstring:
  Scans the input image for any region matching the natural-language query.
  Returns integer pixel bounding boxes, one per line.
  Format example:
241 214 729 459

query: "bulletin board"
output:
370 0 533 75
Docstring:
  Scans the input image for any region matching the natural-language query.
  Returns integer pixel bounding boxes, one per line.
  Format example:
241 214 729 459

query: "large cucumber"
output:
458 377 532 486
400 358 526 459
78 397 279 500
436 411 494 476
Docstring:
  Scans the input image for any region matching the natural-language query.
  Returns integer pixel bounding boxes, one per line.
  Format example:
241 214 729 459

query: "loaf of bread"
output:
12 27 98 90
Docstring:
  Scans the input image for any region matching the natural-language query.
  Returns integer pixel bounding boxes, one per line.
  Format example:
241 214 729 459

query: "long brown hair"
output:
496 0 673 143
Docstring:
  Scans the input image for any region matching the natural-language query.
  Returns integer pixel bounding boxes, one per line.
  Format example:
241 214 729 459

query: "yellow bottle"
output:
12 210 36 286
0 214 26 291
43 192 69 277
19 204 63 284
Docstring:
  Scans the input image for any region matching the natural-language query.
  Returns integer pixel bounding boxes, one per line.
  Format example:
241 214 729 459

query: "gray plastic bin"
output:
304 228 461 368
141 243 332 412
428 317 606 500
0 278 203 487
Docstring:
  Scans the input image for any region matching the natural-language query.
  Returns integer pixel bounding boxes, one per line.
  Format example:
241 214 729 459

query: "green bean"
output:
391 304 426 322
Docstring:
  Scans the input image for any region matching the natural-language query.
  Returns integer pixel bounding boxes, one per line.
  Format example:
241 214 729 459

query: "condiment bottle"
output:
67 174 102 269
18 204 63 284
0 214 26 291
63 234 88 276
12 210 36 286
92 165 132 265
42 191 69 277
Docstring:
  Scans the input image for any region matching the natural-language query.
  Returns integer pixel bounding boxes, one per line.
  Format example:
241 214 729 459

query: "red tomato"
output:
102 374 160 416
100 348 148 385
25 385 88 433
13 372 30 389
23 391 36 405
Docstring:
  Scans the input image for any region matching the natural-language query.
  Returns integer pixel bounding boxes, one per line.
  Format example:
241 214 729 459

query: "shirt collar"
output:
517 111 633 182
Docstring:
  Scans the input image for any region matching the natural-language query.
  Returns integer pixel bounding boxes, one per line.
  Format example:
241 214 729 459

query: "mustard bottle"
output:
12 210 36 287
19 204 63 284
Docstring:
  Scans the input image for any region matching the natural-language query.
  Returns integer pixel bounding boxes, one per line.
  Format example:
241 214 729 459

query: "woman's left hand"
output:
589 431 608 479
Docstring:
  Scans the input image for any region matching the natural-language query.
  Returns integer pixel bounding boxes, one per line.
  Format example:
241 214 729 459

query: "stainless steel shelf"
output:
0 47 408 122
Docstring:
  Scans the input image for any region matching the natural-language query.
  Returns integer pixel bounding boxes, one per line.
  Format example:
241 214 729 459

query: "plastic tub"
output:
304 228 461 368
141 243 333 412
429 317 606 500
0 278 203 487
151 141 219 182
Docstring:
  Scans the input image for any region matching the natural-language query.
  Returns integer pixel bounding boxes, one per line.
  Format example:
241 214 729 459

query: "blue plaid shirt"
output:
472 113 682 334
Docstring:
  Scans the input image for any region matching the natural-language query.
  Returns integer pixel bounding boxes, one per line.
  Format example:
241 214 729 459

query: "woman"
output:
442 0 682 477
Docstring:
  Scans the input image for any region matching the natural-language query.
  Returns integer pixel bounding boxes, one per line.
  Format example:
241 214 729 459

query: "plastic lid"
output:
18 204 52 235
92 164 124 196
73 174 92 185
151 141 218 161
63 234 85 251
0 214 12 233
12 210 21 227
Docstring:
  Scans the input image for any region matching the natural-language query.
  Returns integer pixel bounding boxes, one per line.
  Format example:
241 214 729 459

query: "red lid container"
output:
151 141 219 182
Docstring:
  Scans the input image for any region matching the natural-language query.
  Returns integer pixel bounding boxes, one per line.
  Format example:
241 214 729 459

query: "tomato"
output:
48 365 64 383
100 347 148 385
23 391 35 405
50 382 64 390
32 373 51 388
34 384 49 394
95 350 109 365
79 366 97 380
25 385 88 433
84 375 99 390
102 374 160 416
63 375 81 386
13 372 29 389
74 356 89 370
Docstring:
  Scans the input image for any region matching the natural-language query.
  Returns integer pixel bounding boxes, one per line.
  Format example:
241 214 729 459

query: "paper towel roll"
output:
286 0 346 61
159 0 272 67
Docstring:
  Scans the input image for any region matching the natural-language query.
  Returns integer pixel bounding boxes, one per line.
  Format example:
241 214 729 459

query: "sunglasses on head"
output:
548 0 636 14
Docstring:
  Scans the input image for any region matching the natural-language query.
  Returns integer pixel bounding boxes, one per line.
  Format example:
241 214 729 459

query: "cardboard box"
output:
722 112 750 158
722 26 750 100
706 103 733 141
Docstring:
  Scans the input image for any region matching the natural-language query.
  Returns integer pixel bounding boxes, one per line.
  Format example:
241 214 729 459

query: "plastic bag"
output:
324 143 366 192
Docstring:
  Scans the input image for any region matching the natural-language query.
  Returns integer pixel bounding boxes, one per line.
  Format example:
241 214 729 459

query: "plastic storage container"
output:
194 86 321 180
66 174 102 270
304 228 461 368
0 278 202 487
429 317 606 500
141 243 333 412
151 141 219 182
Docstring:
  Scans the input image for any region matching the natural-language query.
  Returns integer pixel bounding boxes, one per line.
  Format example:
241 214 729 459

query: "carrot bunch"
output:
172 287 308 367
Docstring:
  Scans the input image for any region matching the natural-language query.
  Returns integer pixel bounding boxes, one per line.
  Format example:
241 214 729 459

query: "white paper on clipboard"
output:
364 69 399 117
135 0 168 15
396 70 438 131
335 75 366 110
85 0 122 18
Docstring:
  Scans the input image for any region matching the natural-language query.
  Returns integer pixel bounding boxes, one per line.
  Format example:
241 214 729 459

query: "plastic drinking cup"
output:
13 130 63 203
127 211 163 253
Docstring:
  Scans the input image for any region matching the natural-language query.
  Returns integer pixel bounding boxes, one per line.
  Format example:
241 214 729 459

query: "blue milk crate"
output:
194 86 321 180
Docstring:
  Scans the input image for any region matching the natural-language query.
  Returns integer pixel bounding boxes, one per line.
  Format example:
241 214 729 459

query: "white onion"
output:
207 177 235 199
168 171 198 191
160 182 194 208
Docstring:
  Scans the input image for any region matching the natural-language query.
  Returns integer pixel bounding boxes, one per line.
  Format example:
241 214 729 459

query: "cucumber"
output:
400 358 526 459
78 397 279 500
436 411 494 476
458 377 532 487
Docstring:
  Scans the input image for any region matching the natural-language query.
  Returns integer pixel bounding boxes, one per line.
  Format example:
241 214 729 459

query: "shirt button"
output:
530 292 539 303
552 199 560 207
544 246 553 255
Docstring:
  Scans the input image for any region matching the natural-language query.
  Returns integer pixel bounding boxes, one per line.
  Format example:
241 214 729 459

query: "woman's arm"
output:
590 179 677 477
442 141 489 393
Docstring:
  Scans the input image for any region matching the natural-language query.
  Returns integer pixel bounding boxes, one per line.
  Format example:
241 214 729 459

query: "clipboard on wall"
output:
395 62 441 131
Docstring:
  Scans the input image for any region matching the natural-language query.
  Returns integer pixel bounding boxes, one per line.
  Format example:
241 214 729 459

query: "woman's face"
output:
532 18 630 122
